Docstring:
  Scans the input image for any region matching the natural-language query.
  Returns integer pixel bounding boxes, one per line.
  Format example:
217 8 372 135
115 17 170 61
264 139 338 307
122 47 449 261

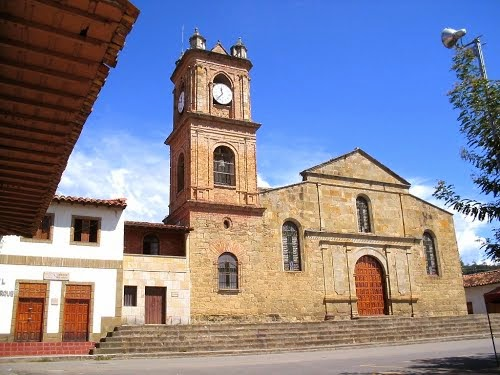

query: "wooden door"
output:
15 298 45 342
63 285 91 342
354 255 387 316
145 287 165 324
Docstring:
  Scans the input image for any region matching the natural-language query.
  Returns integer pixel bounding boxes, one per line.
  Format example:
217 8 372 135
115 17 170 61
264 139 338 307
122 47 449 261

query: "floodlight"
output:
441 28 467 48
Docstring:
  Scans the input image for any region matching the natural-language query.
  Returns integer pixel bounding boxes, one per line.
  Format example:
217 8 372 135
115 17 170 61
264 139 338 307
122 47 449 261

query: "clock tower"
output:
165 29 262 226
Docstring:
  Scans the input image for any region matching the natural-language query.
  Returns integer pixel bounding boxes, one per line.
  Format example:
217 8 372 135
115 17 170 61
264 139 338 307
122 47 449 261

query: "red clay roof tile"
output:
463 269 500 288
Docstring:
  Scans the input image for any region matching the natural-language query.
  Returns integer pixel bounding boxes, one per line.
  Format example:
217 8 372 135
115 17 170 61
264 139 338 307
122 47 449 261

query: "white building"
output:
0 196 126 343
464 269 500 314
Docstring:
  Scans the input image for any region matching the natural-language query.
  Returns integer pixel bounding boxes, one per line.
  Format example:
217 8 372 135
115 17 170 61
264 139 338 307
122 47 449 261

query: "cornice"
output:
306 229 421 248
166 112 261 145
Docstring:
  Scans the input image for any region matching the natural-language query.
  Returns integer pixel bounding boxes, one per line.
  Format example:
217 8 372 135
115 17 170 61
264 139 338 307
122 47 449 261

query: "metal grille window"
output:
356 196 371 233
423 232 438 275
282 221 301 271
177 153 185 193
214 146 235 186
143 234 159 255
124 285 137 307
218 252 238 290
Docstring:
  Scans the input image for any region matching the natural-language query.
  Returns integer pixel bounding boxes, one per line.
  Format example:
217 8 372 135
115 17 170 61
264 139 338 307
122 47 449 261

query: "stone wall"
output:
187 151 467 322
122 255 190 325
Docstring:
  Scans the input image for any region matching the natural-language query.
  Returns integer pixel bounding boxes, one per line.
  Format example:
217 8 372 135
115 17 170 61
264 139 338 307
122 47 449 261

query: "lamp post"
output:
441 27 499 173
441 28 487 79
441 27 499 368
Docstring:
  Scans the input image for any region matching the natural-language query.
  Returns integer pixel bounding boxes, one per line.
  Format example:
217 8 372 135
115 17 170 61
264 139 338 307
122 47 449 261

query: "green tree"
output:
433 46 500 261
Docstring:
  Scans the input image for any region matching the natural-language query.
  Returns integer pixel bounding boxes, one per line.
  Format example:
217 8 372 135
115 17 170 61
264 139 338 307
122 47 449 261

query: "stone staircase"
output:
91 315 500 357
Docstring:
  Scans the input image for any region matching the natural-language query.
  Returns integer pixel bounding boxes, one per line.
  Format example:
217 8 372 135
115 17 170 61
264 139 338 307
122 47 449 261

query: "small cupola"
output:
189 27 206 50
231 37 248 59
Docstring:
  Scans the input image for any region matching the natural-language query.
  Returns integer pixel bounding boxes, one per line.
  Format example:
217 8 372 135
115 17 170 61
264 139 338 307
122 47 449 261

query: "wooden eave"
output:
0 0 139 237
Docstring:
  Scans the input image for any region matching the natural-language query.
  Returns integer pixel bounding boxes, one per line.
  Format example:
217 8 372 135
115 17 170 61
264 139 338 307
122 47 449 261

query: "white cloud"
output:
57 131 169 223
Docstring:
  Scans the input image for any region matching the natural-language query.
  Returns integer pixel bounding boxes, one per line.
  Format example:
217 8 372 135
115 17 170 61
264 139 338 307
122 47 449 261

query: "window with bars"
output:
423 232 439 275
213 146 235 186
177 153 185 193
124 285 137 307
72 217 99 244
356 196 372 233
282 221 301 271
218 252 238 290
143 234 159 255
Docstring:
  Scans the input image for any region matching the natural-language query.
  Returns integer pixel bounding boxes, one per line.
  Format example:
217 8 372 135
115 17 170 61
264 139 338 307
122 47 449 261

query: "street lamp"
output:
441 28 499 366
441 27 488 79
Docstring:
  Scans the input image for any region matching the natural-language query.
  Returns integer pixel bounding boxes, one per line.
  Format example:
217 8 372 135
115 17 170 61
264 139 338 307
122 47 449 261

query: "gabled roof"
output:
53 195 127 209
300 148 411 187
464 269 500 288
211 41 229 55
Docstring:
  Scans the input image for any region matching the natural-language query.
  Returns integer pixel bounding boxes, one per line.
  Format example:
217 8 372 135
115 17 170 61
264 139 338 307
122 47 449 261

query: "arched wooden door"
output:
354 255 387 316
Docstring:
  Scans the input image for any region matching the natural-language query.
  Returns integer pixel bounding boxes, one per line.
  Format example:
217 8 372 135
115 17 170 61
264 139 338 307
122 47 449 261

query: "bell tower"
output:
165 29 262 225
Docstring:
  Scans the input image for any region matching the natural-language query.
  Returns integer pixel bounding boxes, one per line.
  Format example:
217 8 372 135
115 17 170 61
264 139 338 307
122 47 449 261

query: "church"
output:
1 29 468 347
160 29 467 322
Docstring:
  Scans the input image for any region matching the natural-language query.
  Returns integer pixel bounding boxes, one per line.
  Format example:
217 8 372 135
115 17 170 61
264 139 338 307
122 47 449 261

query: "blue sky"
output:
57 1 500 264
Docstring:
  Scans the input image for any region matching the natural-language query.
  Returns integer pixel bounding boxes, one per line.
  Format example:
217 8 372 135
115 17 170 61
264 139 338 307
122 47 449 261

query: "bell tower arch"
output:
165 29 262 226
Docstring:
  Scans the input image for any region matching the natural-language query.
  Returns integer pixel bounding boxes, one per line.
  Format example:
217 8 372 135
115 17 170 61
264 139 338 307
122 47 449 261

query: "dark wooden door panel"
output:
15 298 44 342
355 255 387 316
63 285 91 342
145 287 165 324
63 299 90 341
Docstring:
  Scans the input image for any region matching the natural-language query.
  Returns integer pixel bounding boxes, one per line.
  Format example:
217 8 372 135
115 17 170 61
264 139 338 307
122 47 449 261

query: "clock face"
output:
177 91 185 113
213 83 232 105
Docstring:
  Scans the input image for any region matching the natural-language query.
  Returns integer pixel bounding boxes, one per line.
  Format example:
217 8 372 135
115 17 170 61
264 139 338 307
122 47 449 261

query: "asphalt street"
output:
1 338 499 375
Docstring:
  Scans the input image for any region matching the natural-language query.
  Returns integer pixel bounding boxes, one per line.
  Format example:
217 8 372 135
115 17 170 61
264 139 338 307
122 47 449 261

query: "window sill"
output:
217 289 240 295
70 241 100 247
20 238 52 244
214 184 236 190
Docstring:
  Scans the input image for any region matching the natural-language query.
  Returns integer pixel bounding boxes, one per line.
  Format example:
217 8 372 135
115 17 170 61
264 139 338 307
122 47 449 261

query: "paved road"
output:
1 338 498 375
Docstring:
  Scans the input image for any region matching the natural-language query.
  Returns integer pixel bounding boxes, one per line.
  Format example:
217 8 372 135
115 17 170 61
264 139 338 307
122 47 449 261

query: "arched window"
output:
177 153 185 193
423 232 438 275
218 252 238 290
214 146 235 186
356 196 372 233
143 234 159 255
282 221 301 271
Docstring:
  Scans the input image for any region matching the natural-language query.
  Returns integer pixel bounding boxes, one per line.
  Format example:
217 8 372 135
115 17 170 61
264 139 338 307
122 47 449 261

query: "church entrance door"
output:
354 255 387 316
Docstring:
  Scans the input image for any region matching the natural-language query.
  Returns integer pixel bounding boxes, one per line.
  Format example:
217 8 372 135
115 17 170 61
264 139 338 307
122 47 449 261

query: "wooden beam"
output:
0 77 85 101
0 122 67 140
35 0 122 25
0 93 81 116
0 58 91 83
0 37 99 66
1 12 106 48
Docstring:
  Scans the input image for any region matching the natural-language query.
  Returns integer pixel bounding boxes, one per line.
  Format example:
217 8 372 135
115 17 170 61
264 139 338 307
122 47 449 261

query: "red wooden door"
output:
15 298 44 342
15 283 46 342
63 285 91 342
354 255 387 316
145 287 165 324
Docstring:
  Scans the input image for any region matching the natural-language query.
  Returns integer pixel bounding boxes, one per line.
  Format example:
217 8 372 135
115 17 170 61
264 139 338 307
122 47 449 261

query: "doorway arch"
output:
354 255 387 316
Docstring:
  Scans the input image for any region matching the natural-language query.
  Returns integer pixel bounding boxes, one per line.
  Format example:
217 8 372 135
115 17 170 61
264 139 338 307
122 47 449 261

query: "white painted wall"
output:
465 283 500 314
0 264 117 334
0 202 125 260
0 200 124 338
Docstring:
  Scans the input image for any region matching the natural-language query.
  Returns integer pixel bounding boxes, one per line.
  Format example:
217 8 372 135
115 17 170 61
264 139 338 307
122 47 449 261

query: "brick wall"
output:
0 342 95 357
124 227 185 256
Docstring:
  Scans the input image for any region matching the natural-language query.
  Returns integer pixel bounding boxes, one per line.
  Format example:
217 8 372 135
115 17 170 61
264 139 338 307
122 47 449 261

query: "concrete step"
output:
92 315 500 356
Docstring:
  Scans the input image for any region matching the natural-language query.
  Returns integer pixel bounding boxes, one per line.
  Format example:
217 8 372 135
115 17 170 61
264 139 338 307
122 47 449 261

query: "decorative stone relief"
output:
395 251 409 295
332 248 347 294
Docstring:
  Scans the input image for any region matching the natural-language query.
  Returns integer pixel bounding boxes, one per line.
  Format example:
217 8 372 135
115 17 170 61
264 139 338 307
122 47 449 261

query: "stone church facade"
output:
163 29 467 323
